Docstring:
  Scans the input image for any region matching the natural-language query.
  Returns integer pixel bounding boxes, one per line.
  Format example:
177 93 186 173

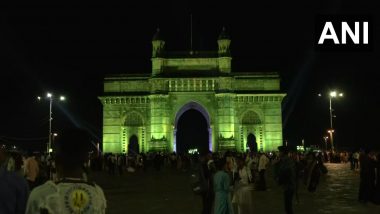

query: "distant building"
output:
99 28 286 154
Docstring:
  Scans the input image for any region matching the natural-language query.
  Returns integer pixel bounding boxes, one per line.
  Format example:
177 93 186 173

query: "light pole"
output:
318 91 343 152
52 133 58 148
323 136 329 151
38 93 65 153
327 130 334 151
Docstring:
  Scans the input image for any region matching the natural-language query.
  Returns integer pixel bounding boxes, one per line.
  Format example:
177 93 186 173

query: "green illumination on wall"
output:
99 28 286 153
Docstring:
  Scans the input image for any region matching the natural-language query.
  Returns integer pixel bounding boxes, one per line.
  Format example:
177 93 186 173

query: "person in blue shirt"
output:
0 147 29 214
213 157 234 214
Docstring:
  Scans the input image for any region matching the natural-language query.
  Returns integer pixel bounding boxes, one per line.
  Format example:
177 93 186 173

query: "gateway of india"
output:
99 28 286 154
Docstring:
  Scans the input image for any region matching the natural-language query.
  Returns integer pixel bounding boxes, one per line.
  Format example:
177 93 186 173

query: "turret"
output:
217 27 232 73
151 28 165 76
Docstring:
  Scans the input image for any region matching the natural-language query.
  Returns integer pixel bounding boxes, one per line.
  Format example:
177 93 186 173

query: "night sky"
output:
0 2 379 151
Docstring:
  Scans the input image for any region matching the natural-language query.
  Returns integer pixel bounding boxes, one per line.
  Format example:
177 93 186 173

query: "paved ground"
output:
90 163 380 214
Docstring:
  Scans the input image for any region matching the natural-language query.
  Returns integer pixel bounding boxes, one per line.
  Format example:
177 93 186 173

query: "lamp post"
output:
38 93 65 153
52 133 58 150
323 136 329 151
318 91 343 152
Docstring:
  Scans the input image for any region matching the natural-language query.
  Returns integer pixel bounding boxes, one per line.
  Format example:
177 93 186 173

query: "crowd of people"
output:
2 134 380 214
193 147 332 214
0 128 106 214
190 148 380 214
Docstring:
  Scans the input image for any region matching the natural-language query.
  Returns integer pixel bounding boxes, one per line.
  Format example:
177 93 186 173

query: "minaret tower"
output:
217 27 232 73
151 28 165 76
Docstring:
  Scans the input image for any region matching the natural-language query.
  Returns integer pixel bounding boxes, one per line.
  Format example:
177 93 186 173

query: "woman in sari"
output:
213 157 234 214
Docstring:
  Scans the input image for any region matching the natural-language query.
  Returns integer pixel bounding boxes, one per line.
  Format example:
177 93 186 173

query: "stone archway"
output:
174 102 211 153
242 110 263 151
122 112 145 154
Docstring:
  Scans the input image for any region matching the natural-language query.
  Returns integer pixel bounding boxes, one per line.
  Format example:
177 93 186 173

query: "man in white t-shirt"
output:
26 128 106 214
257 152 269 191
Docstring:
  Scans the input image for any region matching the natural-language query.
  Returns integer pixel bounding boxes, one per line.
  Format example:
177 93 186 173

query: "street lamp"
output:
52 133 58 152
323 136 329 151
329 91 342 152
327 129 335 151
319 90 343 152
37 92 65 153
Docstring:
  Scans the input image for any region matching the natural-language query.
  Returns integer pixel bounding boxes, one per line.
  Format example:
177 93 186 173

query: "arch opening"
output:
247 133 258 153
174 102 211 154
128 135 139 156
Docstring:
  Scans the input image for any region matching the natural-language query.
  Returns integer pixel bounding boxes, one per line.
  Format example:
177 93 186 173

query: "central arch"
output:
174 102 211 153
128 135 139 156
247 133 258 153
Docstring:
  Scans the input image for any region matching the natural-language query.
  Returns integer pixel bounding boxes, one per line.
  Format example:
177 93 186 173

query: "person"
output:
274 146 296 214
358 149 374 203
24 152 40 190
225 151 237 183
117 154 124 175
245 152 256 182
25 128 106 214
6 152 16 171
304 152 322 192
0 147 29 214
257 152 269 191
213 157 234 214
199 151 215 214
353 151 360 170
232 157 254 214
349 152 355 170
373 152 380 204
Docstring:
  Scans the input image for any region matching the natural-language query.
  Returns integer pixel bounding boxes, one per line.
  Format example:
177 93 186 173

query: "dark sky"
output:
0 2 379 151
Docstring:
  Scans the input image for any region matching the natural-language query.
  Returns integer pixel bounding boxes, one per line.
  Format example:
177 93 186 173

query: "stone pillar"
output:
101 100 122 153
149 95 169 152
216 94 236 151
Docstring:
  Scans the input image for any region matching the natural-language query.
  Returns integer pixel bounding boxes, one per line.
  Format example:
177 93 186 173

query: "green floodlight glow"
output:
100 35 286 153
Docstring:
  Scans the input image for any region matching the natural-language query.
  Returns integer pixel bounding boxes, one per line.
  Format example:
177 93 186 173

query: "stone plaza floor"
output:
90 163 380 214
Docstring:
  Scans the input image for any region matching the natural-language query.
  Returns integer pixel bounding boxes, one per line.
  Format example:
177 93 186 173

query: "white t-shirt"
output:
238 166 252 185
26 180 106 214
258 154 269 171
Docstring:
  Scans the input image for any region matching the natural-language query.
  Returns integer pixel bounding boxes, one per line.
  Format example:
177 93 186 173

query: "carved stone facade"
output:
99 28 286 153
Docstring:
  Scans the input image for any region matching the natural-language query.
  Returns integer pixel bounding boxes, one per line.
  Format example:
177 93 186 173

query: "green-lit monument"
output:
99 28 286 154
